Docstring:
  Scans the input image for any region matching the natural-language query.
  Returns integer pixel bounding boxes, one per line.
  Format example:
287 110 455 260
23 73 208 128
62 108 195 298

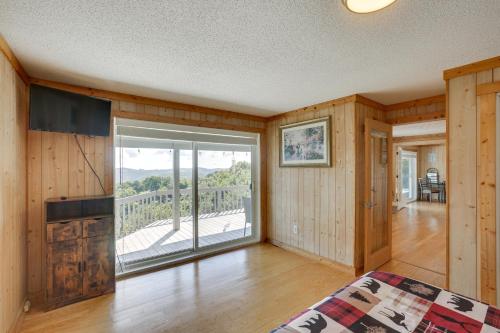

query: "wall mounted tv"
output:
29 84 111 136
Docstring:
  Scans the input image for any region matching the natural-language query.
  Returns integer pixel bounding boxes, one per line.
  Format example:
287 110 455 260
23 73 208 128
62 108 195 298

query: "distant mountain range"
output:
115 167 222 183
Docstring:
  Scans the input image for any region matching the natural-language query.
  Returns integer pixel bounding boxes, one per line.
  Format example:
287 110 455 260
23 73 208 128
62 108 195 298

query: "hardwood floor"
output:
379 201 446 288
20 203 446 333
20 244 354 333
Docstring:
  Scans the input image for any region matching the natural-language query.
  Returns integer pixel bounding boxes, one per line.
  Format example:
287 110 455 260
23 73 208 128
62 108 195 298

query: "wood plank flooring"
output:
379 201 446 288
20 244 354 333
20 202 446 333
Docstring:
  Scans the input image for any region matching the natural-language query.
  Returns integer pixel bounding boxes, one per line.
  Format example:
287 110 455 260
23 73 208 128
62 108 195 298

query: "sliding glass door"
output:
114 119 259 274
115 138 195 273
196 144 255 248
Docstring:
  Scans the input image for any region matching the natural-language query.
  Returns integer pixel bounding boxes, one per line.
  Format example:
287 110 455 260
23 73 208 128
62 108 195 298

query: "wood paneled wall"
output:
266 98 385 270
0 50 28 333
27 92 267 303
385 95 446 124
446 61 500 301
418 144 447 180
477 91 497 305
266 101 356 268
27 131 113 302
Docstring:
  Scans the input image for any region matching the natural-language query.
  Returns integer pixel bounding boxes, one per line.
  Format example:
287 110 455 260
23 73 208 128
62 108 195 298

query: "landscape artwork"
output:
280 117 331 167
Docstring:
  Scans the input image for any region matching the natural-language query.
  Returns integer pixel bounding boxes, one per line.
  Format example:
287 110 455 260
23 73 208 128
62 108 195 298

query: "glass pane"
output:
409 156 417 200
197 148 253 248
114 141 194 274
401 158 410 197
370 130 389 254
401 152 417 202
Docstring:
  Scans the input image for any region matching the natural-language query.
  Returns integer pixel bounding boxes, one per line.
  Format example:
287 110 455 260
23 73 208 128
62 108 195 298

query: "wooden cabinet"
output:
46 239 83 304
83 235 115 297
45 216 115 310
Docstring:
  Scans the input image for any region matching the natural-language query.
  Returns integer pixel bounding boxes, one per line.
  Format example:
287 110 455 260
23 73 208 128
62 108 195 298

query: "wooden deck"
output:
116 210 250 273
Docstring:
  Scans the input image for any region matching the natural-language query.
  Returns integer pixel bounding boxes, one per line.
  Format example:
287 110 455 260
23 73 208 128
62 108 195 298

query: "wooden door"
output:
46 239 83 304
83 235 115 297
364 118 393 271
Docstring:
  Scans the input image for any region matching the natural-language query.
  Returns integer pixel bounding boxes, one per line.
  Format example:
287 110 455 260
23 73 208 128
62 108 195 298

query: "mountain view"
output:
115 167 223 183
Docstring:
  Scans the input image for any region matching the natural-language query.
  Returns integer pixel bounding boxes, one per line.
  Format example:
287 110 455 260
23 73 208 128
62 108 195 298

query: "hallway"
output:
379 201 446 287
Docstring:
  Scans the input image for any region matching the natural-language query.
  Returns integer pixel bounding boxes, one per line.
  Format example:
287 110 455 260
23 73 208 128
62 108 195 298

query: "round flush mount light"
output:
342 0 397 13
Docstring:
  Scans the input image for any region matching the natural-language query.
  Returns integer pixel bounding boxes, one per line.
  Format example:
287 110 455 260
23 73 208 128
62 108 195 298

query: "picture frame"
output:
279 116 331 167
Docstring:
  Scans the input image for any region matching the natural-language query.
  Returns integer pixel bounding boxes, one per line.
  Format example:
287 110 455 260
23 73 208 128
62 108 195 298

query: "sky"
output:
115 148 251 170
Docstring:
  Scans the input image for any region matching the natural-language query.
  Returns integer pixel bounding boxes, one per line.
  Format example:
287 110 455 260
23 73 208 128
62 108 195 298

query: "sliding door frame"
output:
193 143 259 252
192 143 199 251
114 118 261 276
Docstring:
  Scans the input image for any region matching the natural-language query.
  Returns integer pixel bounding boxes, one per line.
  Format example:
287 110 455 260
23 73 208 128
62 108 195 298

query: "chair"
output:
426 168 439 184
418 178 433 202
426 168 441 202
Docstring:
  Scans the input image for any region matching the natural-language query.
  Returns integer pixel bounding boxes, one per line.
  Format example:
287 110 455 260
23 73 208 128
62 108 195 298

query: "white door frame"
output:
399 150 418 207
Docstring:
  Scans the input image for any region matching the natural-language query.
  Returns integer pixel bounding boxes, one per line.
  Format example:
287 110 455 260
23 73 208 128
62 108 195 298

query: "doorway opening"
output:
113 118 260 275
384 119 447 286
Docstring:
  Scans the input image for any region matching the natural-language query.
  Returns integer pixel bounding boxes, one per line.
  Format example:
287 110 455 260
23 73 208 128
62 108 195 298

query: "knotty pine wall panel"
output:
266 101 360 268
418 144 446 180
0 50 28 333
447 65 500 301
385 96 445 123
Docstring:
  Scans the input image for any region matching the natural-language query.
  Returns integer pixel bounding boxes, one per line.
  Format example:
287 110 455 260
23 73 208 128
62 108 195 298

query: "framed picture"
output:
279 116 331 167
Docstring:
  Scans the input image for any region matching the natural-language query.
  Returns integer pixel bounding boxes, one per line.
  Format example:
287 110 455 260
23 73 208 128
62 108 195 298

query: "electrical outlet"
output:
293 224 298 234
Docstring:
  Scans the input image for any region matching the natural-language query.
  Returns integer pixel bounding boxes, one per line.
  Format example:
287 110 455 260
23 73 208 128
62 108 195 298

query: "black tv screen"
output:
29 84 111 136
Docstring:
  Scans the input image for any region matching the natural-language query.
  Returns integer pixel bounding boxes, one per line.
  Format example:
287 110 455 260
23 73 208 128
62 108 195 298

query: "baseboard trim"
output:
8 299 26 333
267 239 358 276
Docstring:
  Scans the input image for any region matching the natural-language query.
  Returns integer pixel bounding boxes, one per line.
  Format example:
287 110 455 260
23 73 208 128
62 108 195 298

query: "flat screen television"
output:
29 84 111 136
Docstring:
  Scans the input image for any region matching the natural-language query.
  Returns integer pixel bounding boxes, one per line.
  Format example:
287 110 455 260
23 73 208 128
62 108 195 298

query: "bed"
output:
271 271 499 333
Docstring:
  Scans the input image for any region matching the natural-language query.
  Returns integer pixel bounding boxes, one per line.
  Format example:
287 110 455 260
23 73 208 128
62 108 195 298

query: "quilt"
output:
271 271 500 333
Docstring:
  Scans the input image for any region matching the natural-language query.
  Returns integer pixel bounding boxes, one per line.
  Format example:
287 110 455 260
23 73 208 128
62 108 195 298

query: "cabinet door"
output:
47 220 82 243
46 239 83 304
83 236 115 297
83 217 113 238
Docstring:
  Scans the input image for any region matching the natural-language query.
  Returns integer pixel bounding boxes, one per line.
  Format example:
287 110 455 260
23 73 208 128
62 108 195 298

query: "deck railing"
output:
115 185 250 238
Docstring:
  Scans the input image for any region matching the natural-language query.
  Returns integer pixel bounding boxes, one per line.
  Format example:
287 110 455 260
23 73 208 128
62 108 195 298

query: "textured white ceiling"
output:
1 1 500 116
393 120 446 137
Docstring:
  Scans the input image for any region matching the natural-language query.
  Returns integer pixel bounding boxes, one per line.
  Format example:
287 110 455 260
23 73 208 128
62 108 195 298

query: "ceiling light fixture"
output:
342 0 397 13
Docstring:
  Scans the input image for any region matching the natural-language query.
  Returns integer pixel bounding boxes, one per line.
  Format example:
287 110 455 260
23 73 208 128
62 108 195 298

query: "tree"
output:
143 176 162 191
199 161 251 187
116 183 137 198
116 162 252 237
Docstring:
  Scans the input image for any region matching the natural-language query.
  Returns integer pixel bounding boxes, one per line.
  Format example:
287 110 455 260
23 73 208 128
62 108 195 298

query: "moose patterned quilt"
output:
271 271 500 333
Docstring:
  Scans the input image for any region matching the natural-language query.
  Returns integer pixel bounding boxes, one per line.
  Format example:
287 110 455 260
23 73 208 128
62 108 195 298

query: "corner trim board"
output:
0 34 30 84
